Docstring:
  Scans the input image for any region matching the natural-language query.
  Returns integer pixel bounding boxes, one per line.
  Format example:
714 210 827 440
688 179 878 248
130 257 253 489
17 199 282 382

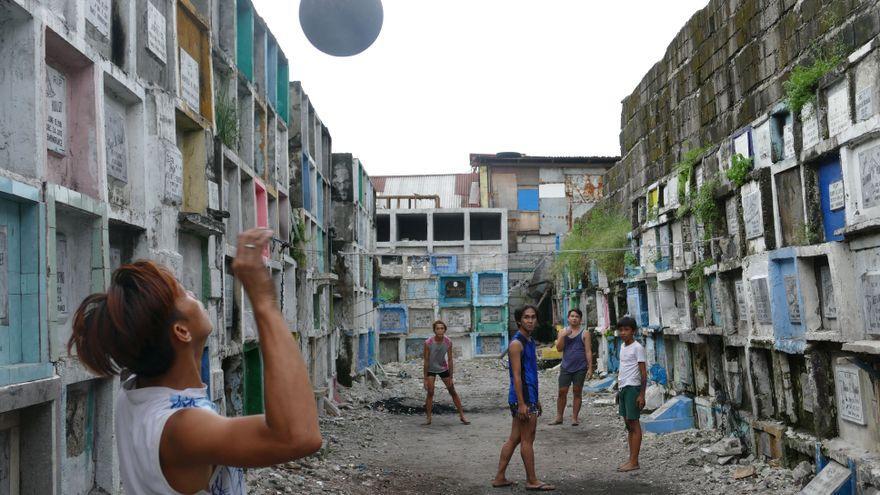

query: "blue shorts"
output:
509 402 541 418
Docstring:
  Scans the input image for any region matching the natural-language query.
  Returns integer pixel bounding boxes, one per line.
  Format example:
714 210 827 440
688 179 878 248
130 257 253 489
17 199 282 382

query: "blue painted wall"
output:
626 284 649 327
439 275 471 307
236 0 254 81
517 188 538 211
472 332 508 356
472 271 508 306
266 39 278 108
378 304 408 334
277 58 289 123
201 347 211 399
606 336 620 373
768 251 806 353
357 333 368 371
0 181 53 387
301 153 311 213
405 278 437 301
818 156 845 242
430 255 457 275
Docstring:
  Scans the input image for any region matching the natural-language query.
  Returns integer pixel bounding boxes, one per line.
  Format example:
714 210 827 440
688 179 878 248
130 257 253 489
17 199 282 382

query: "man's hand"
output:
587 370 595 381
537 401 543 416
637 394 646 410
232 229 276 310
517 403 529 421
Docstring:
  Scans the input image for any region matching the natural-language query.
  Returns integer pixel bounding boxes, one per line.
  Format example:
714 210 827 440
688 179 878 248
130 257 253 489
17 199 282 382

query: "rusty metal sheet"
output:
565 174 604 203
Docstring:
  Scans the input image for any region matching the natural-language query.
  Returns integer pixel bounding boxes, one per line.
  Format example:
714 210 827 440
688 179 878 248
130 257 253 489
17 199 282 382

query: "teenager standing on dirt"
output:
550 309 593 426
616 316 647 472
423 320 470 426
67 229 322 494
492 305 555 491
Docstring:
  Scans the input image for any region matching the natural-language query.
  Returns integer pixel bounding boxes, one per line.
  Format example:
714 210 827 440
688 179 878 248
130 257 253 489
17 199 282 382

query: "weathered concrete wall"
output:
594 0 880 487
609 0 880 207
0 1 354 491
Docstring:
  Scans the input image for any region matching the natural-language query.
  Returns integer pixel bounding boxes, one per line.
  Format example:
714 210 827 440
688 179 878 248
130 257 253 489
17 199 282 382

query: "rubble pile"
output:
642 429 811 494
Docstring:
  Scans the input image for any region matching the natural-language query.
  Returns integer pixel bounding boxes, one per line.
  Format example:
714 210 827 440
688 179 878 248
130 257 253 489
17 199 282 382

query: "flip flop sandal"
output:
526 483 556 491
548 420 563 425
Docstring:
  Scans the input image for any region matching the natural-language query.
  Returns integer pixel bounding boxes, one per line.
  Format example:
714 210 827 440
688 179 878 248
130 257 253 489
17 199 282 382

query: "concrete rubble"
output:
249 359 811 494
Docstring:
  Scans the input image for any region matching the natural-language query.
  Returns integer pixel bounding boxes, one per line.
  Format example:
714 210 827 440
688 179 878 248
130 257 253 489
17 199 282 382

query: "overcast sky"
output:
251 1 709 176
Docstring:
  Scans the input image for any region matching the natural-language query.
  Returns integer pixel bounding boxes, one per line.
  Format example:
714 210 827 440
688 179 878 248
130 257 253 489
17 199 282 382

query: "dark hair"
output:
68 261 184 377
616 316 638 331
432 320 447 333
567 308 583 318
514 305 539 324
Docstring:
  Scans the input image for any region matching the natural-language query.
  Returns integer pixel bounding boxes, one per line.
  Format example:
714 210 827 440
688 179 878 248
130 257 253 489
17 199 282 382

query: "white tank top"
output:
116 376 246 494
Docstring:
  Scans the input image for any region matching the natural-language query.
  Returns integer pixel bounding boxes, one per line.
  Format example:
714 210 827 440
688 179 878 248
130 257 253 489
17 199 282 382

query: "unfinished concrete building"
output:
372 174 509 362
330 153 377 384
470 154 617 326
587 0 880 490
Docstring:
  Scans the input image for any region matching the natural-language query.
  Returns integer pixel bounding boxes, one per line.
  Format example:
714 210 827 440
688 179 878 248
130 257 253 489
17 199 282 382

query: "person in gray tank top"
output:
422 320 470 426
550 309 593 426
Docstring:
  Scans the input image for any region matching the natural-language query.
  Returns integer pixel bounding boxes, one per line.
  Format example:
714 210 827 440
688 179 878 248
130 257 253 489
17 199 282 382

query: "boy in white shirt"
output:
616 316 646 472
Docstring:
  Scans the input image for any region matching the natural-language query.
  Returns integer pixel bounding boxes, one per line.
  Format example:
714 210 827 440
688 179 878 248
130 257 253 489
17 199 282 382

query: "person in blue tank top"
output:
492 305 555 491
549 309 593 426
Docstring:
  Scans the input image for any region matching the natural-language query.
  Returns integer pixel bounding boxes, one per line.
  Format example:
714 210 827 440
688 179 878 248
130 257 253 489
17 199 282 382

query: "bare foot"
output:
548 419 563 425
617 462 640 472
422 419 432 426
460 417 471 425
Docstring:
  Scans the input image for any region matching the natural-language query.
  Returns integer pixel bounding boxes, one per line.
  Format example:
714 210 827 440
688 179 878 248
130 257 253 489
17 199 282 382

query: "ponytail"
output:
68 261 183 377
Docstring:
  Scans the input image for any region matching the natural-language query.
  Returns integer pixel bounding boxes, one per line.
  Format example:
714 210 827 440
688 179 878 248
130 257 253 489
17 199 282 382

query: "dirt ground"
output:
248 358 807 494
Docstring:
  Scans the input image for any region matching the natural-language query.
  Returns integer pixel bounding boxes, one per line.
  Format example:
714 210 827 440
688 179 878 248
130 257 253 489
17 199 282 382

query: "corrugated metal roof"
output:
372 174 478 209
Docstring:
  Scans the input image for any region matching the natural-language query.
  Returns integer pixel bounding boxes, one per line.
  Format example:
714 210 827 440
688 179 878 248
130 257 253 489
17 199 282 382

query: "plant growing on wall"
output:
377 286 398 304
624 250 638 268
552 204 631 283
726 153 753 187
289 213 308 266
215 83 240 150
692 179 721 238
675 145 711 216
784 46 844 116
686 258 714 316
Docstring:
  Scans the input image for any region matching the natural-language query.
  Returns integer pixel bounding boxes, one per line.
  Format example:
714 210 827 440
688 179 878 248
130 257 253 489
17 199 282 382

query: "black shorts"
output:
427 370 450 379
558 369 587 389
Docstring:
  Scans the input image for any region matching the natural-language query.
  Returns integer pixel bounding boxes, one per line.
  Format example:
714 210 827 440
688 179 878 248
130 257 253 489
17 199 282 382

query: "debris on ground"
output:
249 359 803 494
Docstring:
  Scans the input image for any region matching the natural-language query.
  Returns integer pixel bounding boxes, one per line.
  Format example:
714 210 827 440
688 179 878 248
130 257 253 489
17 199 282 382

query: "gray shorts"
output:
558 369 587 389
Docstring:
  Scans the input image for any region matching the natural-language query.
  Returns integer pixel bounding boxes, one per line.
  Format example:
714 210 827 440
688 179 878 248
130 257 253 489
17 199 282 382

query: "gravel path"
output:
248 358 806 494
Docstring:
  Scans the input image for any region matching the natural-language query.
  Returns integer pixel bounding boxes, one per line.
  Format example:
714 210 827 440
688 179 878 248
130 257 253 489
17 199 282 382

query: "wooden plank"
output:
176 3 213 121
